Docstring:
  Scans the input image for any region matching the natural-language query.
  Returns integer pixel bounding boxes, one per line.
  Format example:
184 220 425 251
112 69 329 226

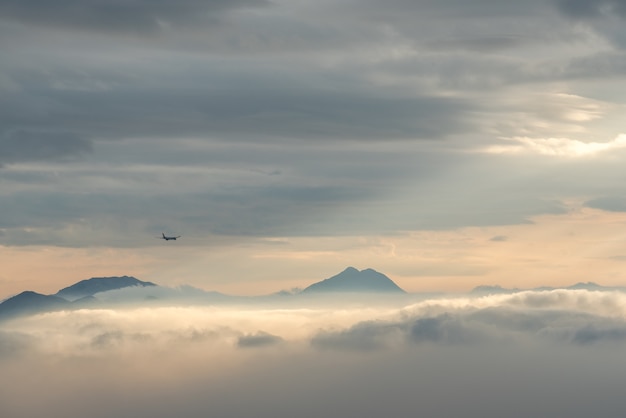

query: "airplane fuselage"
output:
161 233 180 241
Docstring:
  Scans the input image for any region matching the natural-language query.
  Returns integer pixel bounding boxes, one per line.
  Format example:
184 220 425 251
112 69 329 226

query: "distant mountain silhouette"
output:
0 291 69 319
55 276 156 301
565 282 625 291
471 281 626 295
0 276 156 321
302 267 405 293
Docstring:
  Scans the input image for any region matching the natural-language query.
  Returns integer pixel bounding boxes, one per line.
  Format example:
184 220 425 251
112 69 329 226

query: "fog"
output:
3 290 626 417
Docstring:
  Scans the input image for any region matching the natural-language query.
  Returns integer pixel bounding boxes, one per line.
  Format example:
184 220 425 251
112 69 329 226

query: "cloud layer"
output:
3 289 626 417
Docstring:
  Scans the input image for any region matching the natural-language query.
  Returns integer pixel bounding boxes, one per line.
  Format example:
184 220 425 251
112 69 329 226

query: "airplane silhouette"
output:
161 233 181 241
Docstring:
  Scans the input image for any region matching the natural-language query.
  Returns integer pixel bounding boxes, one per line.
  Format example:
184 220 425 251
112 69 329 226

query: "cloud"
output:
486 134 626 157
1 65 470 144
585 196 626 212
557 0 626 19
490 235 508 242
0 0 269 34
0 330 35 357
309 290 626 349
4 290 626 417
0 130 92 166
0 290 596 357
1 0 626 306
18 287 626 354
408 314 485 344
571 323 626 344
1 0 624 247
311 320 405 351
237 331 284 348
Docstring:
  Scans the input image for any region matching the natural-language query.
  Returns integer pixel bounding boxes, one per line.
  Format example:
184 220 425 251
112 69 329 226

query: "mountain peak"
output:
55 276 156 301
302 267 405 294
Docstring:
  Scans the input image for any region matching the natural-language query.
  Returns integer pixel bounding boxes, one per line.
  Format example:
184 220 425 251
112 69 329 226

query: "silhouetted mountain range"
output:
0 276 155 320
0 268 406 321
4 269 625 322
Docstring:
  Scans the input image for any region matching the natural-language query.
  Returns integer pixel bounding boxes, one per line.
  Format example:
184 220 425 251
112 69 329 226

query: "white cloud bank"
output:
3 289 626 417
487 134 626 157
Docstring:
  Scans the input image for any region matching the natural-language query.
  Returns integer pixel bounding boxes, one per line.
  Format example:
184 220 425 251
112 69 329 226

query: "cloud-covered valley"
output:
3 289 626 417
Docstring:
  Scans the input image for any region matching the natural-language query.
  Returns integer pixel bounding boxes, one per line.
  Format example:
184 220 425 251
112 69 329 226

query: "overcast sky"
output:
2 0 626 297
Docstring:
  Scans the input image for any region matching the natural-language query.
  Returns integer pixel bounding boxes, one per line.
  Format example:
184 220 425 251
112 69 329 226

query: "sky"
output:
2 0 626 297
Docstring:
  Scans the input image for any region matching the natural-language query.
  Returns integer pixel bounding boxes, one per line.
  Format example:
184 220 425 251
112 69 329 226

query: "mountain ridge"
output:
55 276 156 301
0 268 406 320
0 276 156 320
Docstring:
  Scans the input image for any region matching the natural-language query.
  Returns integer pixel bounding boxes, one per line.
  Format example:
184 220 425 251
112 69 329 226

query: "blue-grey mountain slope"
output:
0 291 70 320
55 276 156 301
0 276 156 321
302 267 405 293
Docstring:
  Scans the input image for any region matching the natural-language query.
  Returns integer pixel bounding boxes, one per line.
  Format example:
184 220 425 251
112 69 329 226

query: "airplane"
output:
161 232 181 241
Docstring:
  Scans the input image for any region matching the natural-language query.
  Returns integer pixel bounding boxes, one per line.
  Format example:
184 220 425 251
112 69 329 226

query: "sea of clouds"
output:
3 289 626 417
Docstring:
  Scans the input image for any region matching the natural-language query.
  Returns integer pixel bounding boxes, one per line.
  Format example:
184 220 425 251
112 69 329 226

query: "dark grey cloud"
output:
585 196 626 212
557 0 626 19
425 35 531 53
0 0 269 34
311 313 491 350
0 183 370 244
408 314 480 344
312 313 489 350
343 0 547 19
312 320 404 351
562 52 626 80
551 1 626 49
0 144 579 247
0 130 92 166
490 235 508 242
572 323 626 344
237 331 284 348
0 65 470 145
0 182 567 246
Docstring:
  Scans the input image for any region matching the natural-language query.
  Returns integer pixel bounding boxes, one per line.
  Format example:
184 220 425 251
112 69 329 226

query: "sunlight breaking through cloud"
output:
487 134 626 157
